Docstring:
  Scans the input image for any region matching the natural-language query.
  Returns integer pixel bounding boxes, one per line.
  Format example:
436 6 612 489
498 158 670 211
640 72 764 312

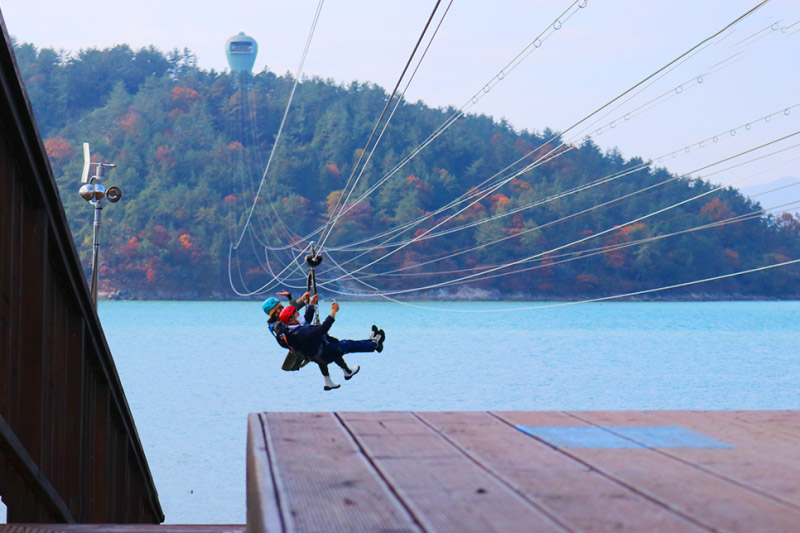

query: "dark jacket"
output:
280 305 334 358
268 301 312 340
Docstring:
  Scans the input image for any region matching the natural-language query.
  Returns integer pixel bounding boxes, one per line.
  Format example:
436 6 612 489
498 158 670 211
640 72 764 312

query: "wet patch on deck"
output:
517 424 733 449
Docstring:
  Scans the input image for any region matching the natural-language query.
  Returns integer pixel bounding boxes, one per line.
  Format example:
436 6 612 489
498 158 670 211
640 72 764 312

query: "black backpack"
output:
281 351 307 371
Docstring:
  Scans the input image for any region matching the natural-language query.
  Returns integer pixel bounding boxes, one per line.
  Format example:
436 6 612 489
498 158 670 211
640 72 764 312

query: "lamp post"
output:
78 143 122 306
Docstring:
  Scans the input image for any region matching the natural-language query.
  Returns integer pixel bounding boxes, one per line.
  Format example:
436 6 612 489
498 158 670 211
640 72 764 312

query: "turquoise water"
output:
98 300 800 524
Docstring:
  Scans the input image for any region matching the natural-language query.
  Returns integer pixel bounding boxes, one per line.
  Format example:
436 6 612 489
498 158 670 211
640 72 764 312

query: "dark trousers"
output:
322 339 376 362
312 339 375 377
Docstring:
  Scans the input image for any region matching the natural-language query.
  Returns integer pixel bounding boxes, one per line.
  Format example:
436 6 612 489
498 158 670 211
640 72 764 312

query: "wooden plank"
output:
574 411 800 509
419 411 705 532
339 411 564 532
721 410 800 439
260 412 420 532
50 280 69 509
91 379 109 523
498 411 800 532
63 303 83 518
653 411 800 460
0 526 245 533
112 428 130 523
18 201 45 463
7 162 22 441
645 411 800 464
0 138 13 422
246 414 284 533
77 321 90 523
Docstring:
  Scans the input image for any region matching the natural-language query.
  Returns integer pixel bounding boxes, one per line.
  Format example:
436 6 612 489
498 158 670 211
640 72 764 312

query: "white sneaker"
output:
344 365 360 380
324 376 340 390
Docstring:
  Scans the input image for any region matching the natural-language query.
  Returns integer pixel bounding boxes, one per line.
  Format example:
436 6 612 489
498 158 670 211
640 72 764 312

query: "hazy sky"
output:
3 0 799 189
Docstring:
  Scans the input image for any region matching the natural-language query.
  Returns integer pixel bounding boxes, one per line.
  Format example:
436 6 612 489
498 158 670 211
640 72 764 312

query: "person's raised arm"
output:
302 293 320 324
283 289 309 310
277 289 293 300
313 301 338 335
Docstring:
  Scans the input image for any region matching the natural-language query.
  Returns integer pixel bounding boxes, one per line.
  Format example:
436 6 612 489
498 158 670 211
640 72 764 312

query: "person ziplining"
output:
262 247 386 390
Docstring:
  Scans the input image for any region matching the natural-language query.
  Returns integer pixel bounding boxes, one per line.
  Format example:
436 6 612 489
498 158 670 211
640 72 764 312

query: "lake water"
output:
97 300 800 524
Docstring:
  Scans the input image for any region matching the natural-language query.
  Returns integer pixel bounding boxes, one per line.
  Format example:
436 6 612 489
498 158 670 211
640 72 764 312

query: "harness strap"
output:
306 243 322 326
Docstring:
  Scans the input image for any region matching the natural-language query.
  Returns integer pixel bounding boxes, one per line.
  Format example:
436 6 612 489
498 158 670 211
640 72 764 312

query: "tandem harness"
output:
276 330 307 372
277 245 324 372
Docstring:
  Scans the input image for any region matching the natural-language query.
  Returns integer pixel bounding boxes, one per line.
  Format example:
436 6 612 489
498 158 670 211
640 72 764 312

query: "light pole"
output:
78 143 122 306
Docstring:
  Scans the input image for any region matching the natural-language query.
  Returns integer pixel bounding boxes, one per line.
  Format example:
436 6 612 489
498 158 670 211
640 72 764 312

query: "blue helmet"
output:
262 297 280 315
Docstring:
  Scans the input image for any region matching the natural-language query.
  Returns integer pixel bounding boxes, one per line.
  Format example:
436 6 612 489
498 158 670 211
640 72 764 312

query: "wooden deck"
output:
247 410 800 532
0 527 244 532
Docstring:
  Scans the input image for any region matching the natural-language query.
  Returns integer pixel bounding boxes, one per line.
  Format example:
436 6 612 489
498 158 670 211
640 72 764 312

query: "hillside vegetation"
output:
14 41 800 299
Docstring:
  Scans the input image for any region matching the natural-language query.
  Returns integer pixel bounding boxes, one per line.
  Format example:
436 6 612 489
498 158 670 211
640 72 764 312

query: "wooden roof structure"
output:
0 9 162 524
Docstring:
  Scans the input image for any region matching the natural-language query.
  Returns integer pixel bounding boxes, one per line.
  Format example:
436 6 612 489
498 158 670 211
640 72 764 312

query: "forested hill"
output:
14 41 800 300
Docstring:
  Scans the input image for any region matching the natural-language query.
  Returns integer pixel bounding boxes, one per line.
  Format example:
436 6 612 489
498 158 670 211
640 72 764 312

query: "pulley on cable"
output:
305 242 323 325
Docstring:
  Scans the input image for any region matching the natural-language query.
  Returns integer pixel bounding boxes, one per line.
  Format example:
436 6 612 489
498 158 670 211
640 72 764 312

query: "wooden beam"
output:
0 412 74 522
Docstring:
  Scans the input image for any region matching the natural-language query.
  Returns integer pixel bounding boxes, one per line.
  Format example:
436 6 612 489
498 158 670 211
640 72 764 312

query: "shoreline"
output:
99 291 800 303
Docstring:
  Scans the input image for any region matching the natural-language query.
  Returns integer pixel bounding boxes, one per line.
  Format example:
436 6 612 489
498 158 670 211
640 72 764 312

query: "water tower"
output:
225 31 258 74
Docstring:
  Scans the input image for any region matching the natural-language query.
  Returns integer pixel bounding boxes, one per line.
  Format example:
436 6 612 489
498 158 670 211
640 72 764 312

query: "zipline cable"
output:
321 2 772 256
308 195 800 297
323 0 592 238
376 257 800 313
247 1 786 299
330 100 800 257
317 0 447 250
274 94 800 291
316 131 800 294
251 1 777 258
231 0 325 250
323 1 771 246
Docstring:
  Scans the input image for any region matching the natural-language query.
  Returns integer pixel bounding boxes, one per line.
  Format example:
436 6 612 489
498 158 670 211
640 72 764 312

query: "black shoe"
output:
324 383 341 391
376 329 386 353
370 324 379 341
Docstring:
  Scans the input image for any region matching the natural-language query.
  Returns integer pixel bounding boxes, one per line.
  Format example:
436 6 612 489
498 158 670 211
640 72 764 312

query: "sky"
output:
2 0 800 192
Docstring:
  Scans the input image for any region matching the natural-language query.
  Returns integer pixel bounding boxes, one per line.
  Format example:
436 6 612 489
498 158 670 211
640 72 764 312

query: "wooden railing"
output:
0 11 163 524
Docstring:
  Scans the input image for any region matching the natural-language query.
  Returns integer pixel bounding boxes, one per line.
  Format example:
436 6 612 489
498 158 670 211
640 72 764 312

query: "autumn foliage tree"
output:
13 39 800 299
